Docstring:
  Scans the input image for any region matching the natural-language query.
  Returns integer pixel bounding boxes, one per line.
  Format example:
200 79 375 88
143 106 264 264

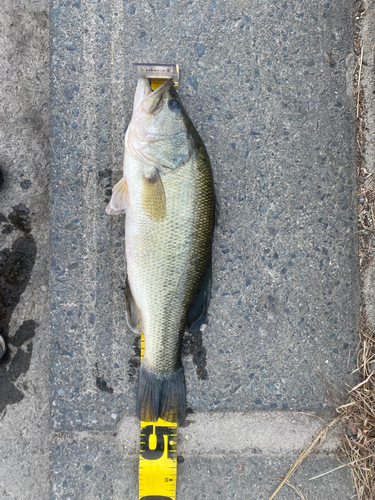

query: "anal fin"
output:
185 259 212 333
124 276 143 334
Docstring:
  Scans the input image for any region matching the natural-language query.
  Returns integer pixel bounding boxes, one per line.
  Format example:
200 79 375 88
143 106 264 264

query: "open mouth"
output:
141 78 172 102
133 77 175 116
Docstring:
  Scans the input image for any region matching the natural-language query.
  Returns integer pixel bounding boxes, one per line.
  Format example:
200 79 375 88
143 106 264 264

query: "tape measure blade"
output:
139 418 177 500
139 335 177 500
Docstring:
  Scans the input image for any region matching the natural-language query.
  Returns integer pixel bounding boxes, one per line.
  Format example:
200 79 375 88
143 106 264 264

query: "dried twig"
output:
268 418 340 500
356 47 364 118
275 478 308 500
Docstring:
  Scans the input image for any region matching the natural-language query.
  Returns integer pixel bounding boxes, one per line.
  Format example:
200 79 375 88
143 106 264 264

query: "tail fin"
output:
160 368 186 423
136 363 186 424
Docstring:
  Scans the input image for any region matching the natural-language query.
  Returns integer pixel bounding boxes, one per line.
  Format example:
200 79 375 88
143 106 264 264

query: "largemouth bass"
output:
106 77 215 423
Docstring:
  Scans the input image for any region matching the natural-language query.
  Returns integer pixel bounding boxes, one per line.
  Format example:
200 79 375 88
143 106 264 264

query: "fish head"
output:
128 77 198 170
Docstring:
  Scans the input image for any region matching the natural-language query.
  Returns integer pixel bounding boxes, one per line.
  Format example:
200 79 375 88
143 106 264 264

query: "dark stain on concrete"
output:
0 205 37 412
8 204 32 233
0 321 36 413
93 362 114 394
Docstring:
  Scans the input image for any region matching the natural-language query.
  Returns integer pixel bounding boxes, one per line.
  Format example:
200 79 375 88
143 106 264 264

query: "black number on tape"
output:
140 425 176 460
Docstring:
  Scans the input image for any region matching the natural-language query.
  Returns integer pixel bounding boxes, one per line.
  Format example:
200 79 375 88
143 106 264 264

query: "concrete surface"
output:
0 0 50 499
116 412 341 455
50 0 359 424
50 443 354 500
0 0 363 498
49 412 353 499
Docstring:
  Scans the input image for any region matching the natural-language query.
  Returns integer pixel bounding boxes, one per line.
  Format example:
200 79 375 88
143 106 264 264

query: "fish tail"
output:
136 364 161 422
160 367 186 424
137 363 186 424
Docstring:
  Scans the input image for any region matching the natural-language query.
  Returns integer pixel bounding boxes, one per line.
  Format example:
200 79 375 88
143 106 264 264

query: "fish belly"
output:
126 159 196 375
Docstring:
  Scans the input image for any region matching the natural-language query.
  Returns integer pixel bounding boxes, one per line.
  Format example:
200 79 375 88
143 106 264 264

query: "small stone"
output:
20 180 31 189
2 224 13 234
41 285 47 292
188 76 198 92
359 197 365 204
196 43 206 57
184 435 189 440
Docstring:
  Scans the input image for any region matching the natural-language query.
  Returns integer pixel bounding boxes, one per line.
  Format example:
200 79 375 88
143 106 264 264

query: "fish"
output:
106 77 215 423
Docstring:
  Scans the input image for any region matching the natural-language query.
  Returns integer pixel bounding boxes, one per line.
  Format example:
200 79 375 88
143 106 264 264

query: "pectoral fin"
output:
106 177 129 215
142 171 166 221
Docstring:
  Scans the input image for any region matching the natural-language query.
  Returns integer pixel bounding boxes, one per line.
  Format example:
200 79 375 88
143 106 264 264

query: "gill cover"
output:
131 78 193 170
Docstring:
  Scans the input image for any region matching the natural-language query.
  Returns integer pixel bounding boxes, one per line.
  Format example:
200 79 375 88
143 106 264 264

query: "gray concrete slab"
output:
116 412 342 456
50 0 358 426
177 454 355 500
47 0 359 497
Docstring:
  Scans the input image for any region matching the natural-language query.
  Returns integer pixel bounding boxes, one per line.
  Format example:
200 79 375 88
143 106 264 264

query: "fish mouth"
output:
133 77 173 115
142 78 172 102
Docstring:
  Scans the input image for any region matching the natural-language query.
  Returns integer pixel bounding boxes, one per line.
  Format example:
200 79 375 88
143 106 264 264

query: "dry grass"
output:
339 1 375 498
337 313 375 499
269 417 341 500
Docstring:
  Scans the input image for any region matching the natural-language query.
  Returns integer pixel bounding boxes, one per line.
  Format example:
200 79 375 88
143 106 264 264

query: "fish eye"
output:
168 99 180 111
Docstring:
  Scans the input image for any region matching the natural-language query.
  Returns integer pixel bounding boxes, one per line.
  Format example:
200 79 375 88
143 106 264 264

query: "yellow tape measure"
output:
139 334 178 500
